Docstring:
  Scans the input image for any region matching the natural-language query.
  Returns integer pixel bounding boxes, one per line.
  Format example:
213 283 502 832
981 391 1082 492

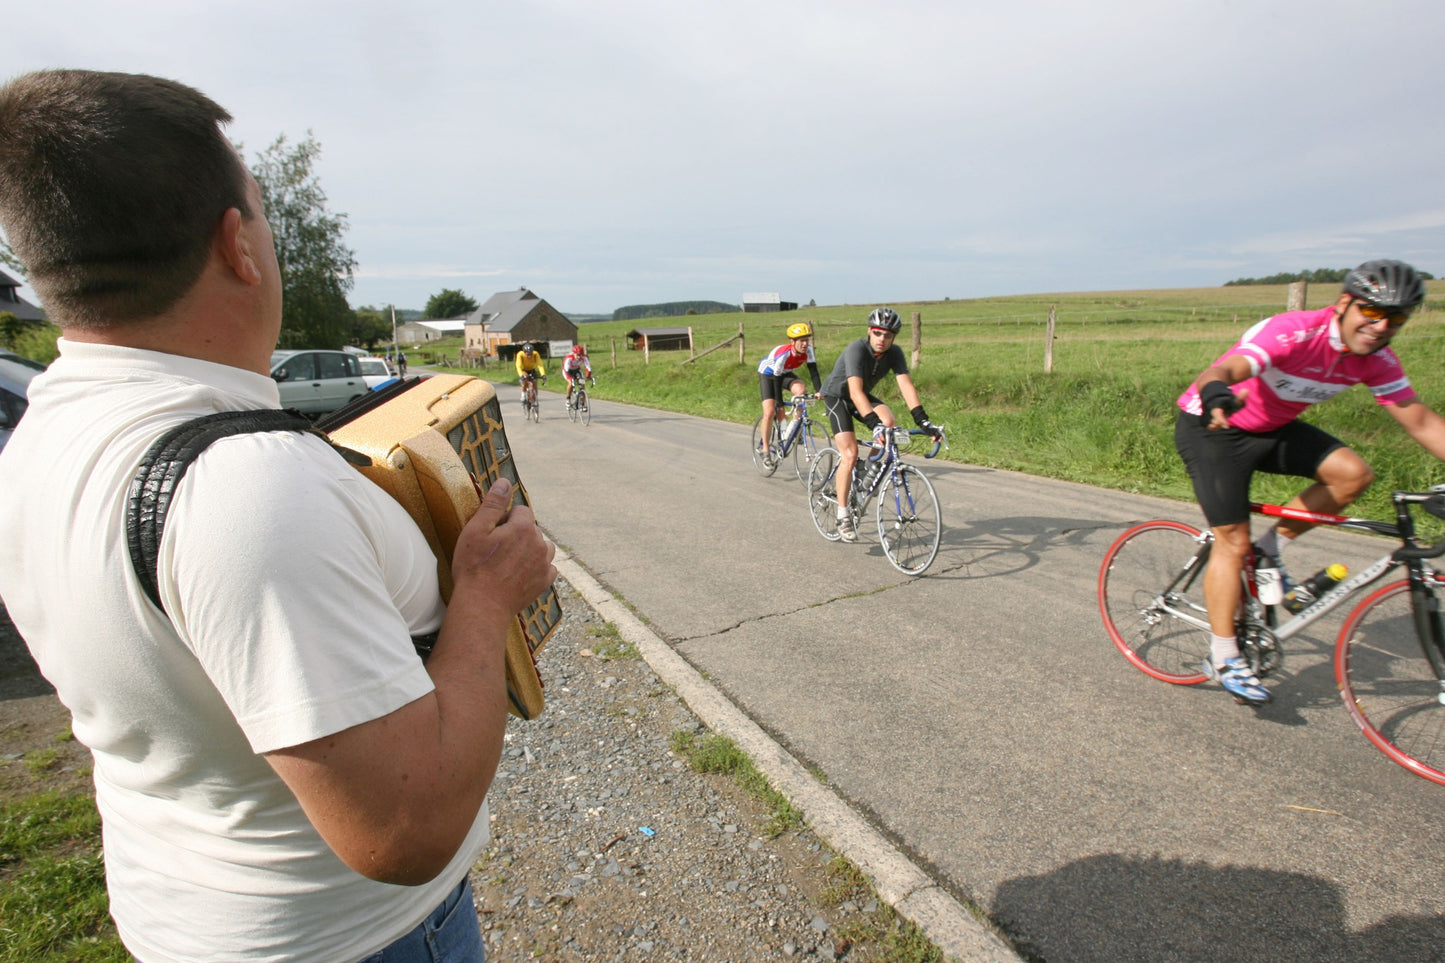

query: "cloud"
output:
7 0 1445 312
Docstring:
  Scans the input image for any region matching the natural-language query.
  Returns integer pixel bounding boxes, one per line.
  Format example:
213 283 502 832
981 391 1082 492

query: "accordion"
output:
321 374 561 719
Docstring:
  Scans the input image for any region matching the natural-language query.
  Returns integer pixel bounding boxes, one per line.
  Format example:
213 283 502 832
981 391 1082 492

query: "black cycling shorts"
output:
759 372 801 404
822 392 884 436
1173 410 1346 528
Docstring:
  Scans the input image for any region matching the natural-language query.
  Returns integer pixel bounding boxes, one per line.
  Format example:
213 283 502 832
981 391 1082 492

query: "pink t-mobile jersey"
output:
1177 306 1416 432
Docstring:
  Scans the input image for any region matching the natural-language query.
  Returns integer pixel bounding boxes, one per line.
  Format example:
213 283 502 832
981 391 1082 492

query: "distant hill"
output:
1225 267 1436 286
612 300 740 322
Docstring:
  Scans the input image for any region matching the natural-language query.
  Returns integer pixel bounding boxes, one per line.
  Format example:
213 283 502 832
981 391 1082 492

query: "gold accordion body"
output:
324 374 561 719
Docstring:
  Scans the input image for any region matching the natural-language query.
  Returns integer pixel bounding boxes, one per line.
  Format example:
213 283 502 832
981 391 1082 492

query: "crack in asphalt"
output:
676 578 935 643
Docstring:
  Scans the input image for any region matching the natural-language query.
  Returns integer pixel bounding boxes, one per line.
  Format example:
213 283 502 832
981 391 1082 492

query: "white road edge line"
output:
552 550 1020 963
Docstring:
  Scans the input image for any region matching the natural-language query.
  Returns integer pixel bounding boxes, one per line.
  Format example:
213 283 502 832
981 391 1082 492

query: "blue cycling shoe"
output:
1204 657 1271 705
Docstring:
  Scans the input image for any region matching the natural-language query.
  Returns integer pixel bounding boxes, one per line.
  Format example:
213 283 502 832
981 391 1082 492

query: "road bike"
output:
751 394 824 485
566 378 594 426
807 426 946 576
521 375 543 423
1097 488 1445 785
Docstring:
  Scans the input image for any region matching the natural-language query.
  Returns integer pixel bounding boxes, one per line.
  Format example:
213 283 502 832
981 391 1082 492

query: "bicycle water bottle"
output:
1282 564 1348 614
862 457 882 491
782 411 800 446
1255 555 1284 606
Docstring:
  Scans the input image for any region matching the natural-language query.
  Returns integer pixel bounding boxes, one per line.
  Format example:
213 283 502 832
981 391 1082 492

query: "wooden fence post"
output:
1044 305 1057 373
738 323 745 364
610 338 617 368
1287 281 1308 312
911 312 922 368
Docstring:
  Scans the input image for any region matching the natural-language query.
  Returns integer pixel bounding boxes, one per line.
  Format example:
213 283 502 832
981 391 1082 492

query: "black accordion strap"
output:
125 409 316 614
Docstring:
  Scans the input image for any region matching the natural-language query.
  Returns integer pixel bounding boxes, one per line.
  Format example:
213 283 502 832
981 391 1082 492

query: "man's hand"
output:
1200 380 1248 430
450 478 556 626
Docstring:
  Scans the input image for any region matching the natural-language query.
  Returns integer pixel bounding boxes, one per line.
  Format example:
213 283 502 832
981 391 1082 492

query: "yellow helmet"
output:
786 322 813 340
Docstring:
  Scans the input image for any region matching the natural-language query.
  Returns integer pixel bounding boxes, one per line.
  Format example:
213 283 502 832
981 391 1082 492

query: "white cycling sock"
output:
1254 528 1282 559
1210 634 1240 667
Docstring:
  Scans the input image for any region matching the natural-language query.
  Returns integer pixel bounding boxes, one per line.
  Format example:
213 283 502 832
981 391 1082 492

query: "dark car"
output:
0 351 42 453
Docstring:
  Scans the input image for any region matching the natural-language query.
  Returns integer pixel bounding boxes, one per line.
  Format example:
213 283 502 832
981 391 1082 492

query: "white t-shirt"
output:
0 341 489 962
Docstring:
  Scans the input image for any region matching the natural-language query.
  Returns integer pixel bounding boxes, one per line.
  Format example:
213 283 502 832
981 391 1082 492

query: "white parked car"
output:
357 356 396 390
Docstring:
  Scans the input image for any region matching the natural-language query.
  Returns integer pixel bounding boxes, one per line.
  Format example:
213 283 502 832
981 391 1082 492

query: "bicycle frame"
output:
1147 493 1445 648
849 428 943 514
775 395 816 459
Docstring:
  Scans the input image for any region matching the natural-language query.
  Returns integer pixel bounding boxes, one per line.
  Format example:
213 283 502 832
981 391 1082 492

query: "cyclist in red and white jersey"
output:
755 321 823 467
562 344 594 408
1175 259 1445 704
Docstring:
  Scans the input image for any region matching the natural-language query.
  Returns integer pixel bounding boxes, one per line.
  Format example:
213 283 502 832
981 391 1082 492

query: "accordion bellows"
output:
326 374 561 719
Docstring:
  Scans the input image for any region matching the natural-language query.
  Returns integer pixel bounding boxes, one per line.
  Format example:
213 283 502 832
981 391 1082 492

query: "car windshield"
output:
359 359 388 376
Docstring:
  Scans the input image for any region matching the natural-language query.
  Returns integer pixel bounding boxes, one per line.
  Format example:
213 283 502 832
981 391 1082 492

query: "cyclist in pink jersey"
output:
1175 259 1445 704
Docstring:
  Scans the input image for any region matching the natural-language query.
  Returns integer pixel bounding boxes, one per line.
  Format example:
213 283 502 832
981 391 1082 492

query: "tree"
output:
0 236 21 275
424 289 479 320
351 305 395 351
247 133 358 349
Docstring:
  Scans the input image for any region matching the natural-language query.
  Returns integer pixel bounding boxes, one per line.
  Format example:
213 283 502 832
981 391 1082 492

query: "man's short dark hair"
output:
0 69 250 327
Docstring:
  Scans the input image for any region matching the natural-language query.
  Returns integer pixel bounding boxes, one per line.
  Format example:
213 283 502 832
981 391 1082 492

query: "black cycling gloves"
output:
911 406 943 439
1199 380 1243 424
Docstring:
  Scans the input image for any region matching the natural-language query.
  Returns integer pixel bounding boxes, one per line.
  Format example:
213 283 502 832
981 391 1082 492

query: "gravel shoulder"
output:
474 579 930 962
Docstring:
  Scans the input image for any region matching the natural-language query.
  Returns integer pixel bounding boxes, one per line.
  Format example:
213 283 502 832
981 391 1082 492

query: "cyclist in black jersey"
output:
819 308 942 542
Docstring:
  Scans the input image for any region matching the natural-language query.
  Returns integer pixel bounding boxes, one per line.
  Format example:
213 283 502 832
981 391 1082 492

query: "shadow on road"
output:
928 514 1115 580
993 852 1445 962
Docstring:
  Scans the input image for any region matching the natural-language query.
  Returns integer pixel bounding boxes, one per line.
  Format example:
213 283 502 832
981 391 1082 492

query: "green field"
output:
433 280 1445 524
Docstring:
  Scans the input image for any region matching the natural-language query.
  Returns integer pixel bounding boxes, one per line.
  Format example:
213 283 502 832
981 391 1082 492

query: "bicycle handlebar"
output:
862 427 948 461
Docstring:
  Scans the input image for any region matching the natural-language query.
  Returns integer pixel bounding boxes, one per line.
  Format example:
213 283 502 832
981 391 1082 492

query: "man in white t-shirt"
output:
0 70 556 962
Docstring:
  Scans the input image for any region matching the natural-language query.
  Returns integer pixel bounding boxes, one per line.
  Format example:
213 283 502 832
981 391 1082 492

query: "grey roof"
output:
0 269 47 322
463 288 572 333
464 288 538 328
475 287 537 318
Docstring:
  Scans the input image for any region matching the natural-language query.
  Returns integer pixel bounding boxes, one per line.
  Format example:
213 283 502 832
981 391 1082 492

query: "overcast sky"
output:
8 0 1445 315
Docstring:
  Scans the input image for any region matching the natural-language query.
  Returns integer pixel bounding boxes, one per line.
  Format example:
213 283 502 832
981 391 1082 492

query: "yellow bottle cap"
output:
1326 563 1348 579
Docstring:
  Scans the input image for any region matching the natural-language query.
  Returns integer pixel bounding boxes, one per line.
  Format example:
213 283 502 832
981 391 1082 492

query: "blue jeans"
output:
357 877 484 963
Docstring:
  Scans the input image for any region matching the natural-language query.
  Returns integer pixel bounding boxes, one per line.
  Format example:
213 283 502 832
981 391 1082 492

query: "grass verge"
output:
0 788 126 962
668 728 946 962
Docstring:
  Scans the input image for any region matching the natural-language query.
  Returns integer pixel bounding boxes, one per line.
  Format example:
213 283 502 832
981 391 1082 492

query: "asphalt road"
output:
496 383 1445 962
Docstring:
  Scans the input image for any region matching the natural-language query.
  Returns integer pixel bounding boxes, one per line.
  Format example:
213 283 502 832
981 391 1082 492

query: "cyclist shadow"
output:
992 852 1445 962
926 514 1111 580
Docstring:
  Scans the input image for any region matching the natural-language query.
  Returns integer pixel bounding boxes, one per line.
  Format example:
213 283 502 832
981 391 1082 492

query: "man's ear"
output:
216 207 263 286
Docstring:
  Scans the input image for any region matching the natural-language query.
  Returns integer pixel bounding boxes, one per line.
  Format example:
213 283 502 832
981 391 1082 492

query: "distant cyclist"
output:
514 343 546 406
1176 259 1445 705
819 308 943 542
562 344 594 408
755 321 823 467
